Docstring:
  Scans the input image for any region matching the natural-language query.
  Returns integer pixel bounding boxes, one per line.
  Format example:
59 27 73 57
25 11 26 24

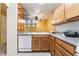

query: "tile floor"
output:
6 52 51 56
16 52 51 56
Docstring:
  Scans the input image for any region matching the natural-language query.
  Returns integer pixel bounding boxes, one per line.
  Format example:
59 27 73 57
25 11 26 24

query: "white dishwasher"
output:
18 34 32 52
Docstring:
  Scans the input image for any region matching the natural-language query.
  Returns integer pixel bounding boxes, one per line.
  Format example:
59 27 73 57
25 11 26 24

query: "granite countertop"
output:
18 32 50 35
50 33 79 46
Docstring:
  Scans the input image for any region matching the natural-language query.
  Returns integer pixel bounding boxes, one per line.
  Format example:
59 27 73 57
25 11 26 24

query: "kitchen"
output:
0 3 79 56
16 3 79 56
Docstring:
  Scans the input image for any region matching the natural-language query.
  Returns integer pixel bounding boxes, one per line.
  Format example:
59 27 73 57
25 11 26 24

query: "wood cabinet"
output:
0 3 7 16
50 35 76 56
18 14 24 19
0 3 7 44
52 3 79 25
40 37 49 51
65 3 79 20
52 4 65 24
17 3 25 32
50 36 55 56
32 36 40 51
32 35 49 51
18 3 24 19
55 38 76 56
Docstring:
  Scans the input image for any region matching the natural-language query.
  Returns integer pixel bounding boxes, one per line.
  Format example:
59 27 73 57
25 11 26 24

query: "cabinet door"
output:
40 37 49 51
50 36 55 56
65 3 79 20
32 37 40 51
52 4 64 24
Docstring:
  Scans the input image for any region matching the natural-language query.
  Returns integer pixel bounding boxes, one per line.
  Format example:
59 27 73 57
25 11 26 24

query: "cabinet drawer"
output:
55 48 62 56
56 39 75 55
56 43 73 56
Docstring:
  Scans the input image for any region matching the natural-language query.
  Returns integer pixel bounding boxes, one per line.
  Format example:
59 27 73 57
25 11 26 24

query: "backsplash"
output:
56 21 79 32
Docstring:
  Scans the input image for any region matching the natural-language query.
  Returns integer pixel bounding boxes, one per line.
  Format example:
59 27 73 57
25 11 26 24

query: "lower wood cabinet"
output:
32 35 49 51
56 38 76 56
40 37 49 51
50 35 76 56
32 37 40 51
50 36 55 56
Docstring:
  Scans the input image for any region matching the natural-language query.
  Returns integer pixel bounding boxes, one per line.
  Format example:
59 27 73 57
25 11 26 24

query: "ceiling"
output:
22 3 61 19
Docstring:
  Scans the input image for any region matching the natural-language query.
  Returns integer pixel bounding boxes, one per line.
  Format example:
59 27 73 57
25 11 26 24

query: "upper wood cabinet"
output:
17 3 25 32
65 3 79 20
18 9 24 15
18 3 24 19
18 3 24 8
52 3 79 25
18 14 24 19
0 3 7 16
52 4 65 24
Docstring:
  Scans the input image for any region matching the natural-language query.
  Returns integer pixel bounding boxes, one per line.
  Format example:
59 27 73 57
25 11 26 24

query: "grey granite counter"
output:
18 32 50 35
50 33 79 46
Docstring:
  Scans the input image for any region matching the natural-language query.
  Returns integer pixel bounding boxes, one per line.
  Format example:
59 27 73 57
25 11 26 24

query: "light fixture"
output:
35 16 38 20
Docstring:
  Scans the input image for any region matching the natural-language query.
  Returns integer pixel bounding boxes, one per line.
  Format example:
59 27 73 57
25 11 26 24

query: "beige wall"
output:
47 16 56 32
36 15 56 32
36 19 48 32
